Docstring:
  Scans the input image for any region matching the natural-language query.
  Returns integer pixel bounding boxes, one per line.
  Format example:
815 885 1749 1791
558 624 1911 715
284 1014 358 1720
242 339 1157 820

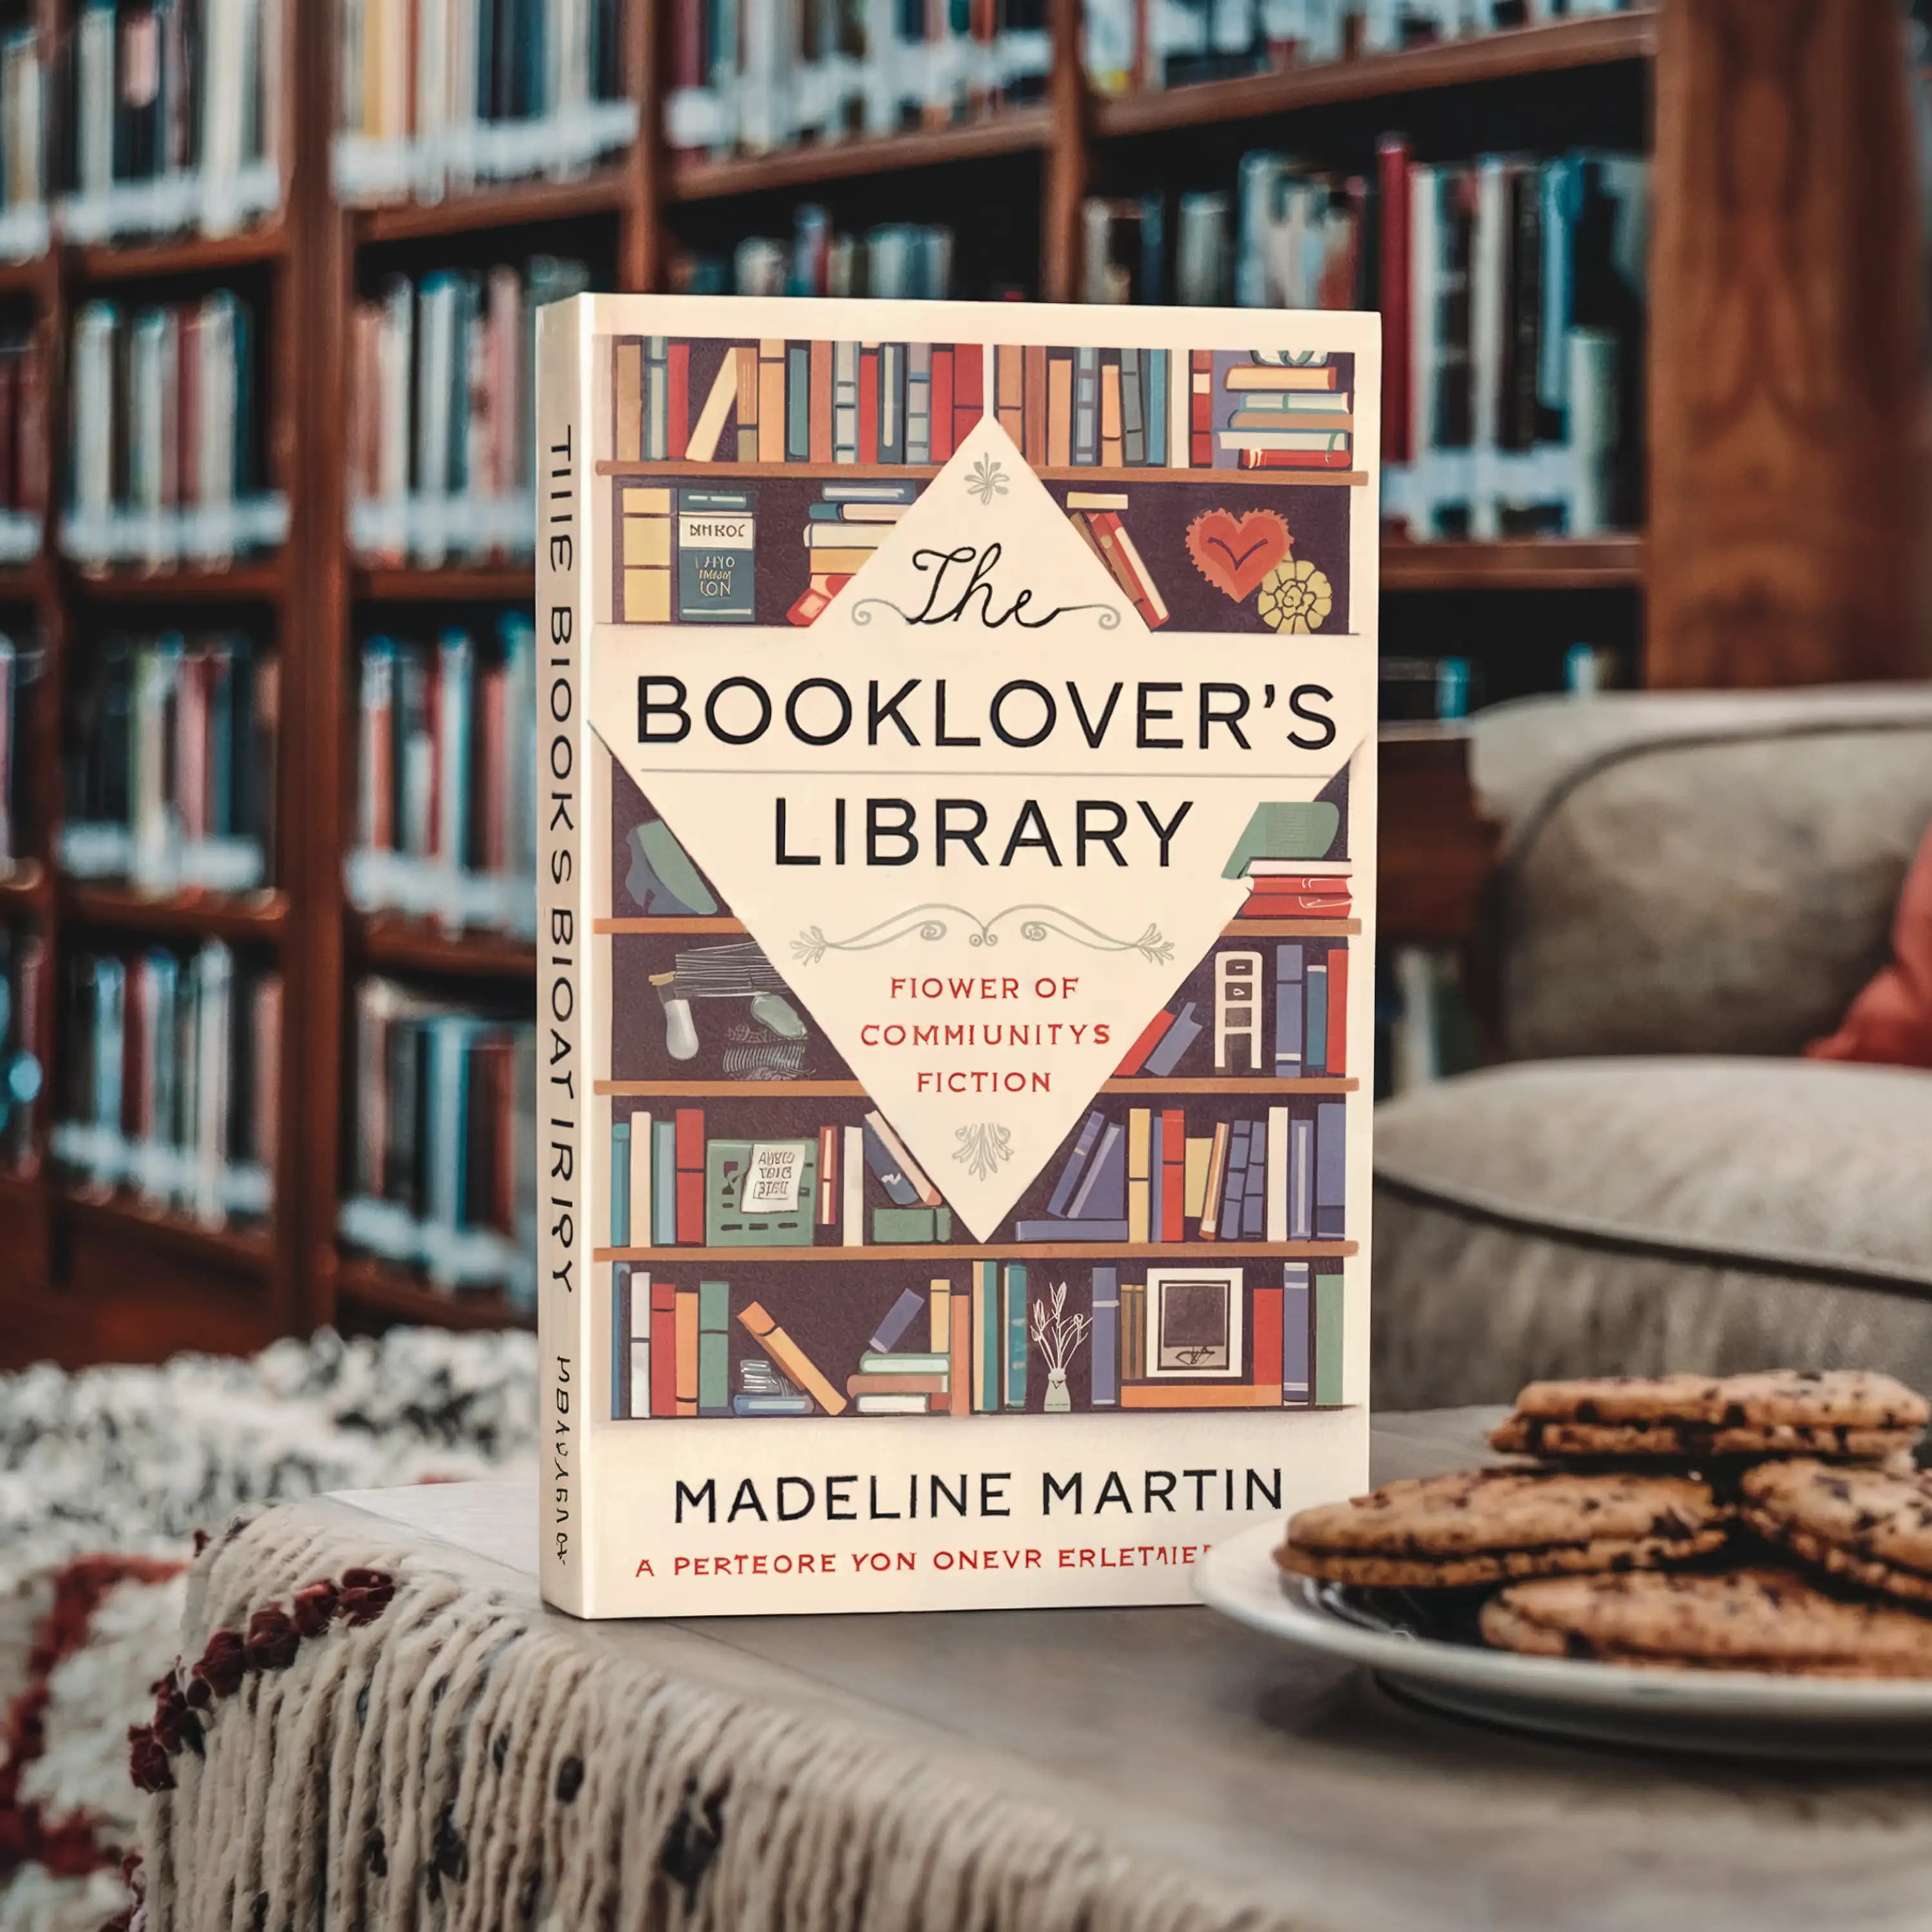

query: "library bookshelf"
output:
0 0 1918 1366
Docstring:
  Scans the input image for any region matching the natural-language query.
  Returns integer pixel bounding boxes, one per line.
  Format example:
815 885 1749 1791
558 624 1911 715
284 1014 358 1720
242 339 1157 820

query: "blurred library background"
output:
0 0 1923 1367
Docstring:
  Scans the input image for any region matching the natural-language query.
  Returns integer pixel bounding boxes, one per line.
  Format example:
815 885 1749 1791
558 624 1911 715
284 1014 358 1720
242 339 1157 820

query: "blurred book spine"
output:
60 629 276 894
348 254 587 566
60 0 284 245
0 924 46 1174
52 936 279 1226
0 23 48 260
333 0 638 205
345 614 538 938
0 327 46 561
338 974 538 1306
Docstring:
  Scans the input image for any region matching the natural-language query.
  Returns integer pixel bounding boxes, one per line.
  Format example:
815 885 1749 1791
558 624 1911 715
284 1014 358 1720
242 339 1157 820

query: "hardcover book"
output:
538 295 1379 1616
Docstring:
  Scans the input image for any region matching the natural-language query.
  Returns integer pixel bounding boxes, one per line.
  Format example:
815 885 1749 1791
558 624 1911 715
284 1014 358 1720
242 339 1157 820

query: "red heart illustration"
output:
1186 509 1293 602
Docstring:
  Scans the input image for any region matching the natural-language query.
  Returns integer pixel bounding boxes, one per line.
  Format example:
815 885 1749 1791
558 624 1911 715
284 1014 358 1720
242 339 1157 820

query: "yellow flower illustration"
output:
1257 557 1332 634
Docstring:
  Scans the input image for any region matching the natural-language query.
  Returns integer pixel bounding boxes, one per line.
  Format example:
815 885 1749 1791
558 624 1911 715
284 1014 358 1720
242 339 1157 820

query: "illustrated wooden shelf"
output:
71 222 290 285
352 564 535 601
358 171 630 245
1381 535 1646 591
595 916 1359 938
596 459 1366 488
596 1239 1357 1264
671 109 1053 201
354 914 537 979
1092 10 1656 138
65 558 289 602
55 1188 274 1275
596 1076 1359 1096
335 1257 535 1330
62 883 289 943
0 557 52 602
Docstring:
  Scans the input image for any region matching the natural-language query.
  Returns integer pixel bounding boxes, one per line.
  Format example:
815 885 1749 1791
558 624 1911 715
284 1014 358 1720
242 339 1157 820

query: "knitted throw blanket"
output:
139 1506 1276 1932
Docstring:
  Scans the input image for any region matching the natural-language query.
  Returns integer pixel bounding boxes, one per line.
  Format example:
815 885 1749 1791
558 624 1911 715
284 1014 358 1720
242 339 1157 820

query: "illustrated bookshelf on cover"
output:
537 291 1379 1615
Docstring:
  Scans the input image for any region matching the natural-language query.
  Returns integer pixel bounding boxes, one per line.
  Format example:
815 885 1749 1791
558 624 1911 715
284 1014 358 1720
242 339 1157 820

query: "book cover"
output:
538 294 1379 1616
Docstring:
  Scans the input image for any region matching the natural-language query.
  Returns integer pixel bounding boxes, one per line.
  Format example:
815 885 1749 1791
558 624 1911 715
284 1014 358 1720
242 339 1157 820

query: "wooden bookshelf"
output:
71 223 292 286
334 1259 536 1331
0 0 1918 1362
352 565 536 601
1380 536 1647 592
595 458 1367 486
1091 11 1658 137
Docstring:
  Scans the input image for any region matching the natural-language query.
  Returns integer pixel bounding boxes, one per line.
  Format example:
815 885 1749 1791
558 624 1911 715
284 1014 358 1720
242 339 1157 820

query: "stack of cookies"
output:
1280 1370 1932 1677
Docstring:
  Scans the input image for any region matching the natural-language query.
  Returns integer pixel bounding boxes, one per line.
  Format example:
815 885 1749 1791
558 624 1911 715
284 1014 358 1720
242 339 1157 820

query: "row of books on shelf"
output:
61 630 277 895
0 333 48 561
348 256 587 566
674 210 959 301
52 938 278 1227
61 0 283 245
608 1098 1345 1250
1079 142 1644 533
608 336 1354 476
334 0 636 204
663 0 1048 158
341 976 537 1304
611 1261 1345 1419
0 925 44 1173
66 291 285 572
0 26 47 260
346 619 539 938
1083 0 1633 97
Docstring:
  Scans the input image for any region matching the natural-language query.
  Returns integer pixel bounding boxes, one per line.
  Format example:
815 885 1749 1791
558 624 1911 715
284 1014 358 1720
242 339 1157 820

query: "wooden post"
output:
1647 0 1923 686
1041 0 1088 303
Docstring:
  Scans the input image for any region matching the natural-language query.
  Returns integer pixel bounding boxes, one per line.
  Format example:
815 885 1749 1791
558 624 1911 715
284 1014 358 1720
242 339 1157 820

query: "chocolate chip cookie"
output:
1741 1458 1932 1606
1481 1567 1932 1677
1278 1468 1732 1589
1488 1370 1928 1463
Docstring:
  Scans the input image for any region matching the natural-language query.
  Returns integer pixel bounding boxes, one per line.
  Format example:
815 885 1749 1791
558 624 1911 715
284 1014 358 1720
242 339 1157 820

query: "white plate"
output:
1195 1519 1932 1761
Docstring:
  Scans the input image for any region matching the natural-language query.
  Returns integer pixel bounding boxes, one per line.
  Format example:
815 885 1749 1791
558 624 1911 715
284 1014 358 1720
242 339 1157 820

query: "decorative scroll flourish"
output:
953 1122 1013 1182
791 905 1173 966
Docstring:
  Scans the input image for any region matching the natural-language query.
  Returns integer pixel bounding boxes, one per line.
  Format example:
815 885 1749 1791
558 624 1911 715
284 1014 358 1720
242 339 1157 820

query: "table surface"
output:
320 1408 1932 1932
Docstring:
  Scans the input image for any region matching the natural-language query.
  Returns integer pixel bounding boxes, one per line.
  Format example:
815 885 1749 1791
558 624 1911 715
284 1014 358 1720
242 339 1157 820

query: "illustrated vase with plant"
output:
1029 1281 1094 1414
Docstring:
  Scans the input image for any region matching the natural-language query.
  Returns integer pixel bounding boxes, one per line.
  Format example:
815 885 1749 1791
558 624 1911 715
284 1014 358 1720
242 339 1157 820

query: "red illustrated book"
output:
1327 943 1348 1077
1378 133 1412 465
1114 1007 1175 1076
1160 1109 1185 1241
1189 350 1213 466
858 346 880 464
675 1107 705 1242
953 342 984 446
650 1280 677 1416
667 340 690 458
1249 1279 1283 1394
929 345 955 460
1236 448 1356 469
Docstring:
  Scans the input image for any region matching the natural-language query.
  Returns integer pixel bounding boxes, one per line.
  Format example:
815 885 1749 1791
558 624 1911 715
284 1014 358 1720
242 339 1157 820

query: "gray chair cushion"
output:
1371 1057 1932 1410
1469 687 1932 1059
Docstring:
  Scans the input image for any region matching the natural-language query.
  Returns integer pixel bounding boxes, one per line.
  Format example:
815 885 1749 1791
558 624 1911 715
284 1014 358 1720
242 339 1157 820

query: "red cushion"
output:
1809 820 1932 1068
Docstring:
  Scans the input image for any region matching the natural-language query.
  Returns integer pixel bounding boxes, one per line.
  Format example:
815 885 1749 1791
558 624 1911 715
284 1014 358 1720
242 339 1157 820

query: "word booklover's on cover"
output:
537 294 1379 1616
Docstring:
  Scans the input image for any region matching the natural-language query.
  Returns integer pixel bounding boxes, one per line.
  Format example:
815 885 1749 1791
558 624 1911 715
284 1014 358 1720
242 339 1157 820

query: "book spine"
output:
1090 1265 1118 1407
1002 1262 1027 1410
535 296 593 1616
